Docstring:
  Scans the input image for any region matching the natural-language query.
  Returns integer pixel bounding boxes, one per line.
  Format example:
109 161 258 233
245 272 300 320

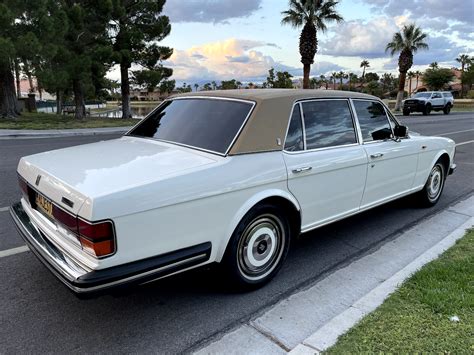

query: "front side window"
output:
284 104 304 152
301 100 357 150
127 98 253 154
353 100 393 142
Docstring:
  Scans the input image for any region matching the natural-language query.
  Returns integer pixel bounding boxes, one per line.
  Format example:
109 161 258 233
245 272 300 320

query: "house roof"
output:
171 89 376 155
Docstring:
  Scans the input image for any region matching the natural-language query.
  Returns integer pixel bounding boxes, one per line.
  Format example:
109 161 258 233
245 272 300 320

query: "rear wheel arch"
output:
254 196 301 239
438 152 450 174
216 192 301 262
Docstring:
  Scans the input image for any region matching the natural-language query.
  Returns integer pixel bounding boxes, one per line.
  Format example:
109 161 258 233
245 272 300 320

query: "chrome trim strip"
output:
348 98 364 144
283 142 360 155
80 253 208 293
299 102 307 150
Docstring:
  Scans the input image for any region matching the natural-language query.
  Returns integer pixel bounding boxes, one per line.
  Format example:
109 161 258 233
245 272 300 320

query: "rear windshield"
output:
127 98 253 154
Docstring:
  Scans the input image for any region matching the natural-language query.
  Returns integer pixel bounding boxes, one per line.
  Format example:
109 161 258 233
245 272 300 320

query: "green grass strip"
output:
0 112 138 130
327 229 474 353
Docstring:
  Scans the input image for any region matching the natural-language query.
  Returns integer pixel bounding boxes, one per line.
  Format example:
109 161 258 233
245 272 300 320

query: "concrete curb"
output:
291 216 474 354
0 127 131 139
195 195 474 354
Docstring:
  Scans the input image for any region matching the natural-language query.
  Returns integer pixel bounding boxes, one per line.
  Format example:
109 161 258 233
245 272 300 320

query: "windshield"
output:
127 98 254 155
413 93 431 98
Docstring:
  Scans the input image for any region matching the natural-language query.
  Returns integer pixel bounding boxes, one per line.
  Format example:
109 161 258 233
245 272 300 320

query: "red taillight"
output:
77 219 115 257
52 205 115 258
53 205 77 233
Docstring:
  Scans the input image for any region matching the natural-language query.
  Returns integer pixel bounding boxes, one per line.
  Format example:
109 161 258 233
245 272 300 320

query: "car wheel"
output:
222 204 291 289
417 161 446 207
443 104 451 114
423 104 431 115
403 109 410 116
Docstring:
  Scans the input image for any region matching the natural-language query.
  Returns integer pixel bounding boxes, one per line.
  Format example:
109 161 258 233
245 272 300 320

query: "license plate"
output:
35 193 53 218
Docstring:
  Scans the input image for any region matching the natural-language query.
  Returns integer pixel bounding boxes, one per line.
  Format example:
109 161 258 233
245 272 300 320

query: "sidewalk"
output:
0 126 131 139
195 195 474 354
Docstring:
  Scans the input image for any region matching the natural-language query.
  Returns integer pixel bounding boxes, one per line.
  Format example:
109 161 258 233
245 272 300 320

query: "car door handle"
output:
370 153 384 159
292 166 312 173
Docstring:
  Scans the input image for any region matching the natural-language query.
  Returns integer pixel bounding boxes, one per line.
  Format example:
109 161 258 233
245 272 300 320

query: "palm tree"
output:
386 23 429 110
337 71 347 89
407 71 415 95
320 74 329 89
194 83 199 92
381 73 394 93
348 73 357 91
456 54 471 97
429 62 439 69
330 72 337 89
360 60 370 80
281 0 343 89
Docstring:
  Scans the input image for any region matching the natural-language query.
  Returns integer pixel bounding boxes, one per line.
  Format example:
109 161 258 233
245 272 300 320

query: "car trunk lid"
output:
17 136 220 217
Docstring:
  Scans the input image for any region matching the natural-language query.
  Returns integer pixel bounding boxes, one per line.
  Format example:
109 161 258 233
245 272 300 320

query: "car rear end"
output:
10 147 215 297
11 159 119 296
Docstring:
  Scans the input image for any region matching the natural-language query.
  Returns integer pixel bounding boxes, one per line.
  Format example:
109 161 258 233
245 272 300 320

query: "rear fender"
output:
215 189 300 262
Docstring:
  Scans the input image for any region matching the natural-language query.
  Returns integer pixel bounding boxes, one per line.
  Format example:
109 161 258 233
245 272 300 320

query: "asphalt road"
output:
0 111 473 353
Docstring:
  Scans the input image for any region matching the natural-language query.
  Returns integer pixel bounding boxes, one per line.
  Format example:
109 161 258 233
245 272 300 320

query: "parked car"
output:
10 90 456 296
403 91 454 116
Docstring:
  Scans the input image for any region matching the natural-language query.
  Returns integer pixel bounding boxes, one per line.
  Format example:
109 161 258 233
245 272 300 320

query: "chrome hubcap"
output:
427 165 443 200
237 215 285 280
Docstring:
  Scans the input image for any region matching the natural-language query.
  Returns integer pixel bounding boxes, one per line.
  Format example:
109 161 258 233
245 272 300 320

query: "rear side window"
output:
301 100 357 150
127 98 253 154
284 105 304 152
353 100 392 142
443 92 453 97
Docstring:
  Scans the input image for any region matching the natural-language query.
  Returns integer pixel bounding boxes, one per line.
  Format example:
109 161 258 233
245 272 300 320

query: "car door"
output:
431 92 444 108
351 99 419 209
283 99 368 231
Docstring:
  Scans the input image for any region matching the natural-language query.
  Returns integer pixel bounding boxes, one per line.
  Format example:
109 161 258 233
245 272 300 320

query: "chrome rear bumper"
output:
10 202 212 297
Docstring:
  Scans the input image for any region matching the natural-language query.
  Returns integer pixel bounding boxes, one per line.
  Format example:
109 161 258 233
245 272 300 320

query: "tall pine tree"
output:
110 0 172 118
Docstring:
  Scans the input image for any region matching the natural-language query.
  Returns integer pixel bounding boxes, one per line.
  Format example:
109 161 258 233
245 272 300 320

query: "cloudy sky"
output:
117 0 474 85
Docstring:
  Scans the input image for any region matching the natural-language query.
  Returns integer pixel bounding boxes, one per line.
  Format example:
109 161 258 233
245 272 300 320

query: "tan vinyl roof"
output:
171 89 377 155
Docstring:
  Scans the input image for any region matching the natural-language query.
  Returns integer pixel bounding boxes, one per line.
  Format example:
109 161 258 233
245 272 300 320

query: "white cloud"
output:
362 0 473 24
163 38 295 82
164 0 262 24
321 17 399 58
163 38 347 83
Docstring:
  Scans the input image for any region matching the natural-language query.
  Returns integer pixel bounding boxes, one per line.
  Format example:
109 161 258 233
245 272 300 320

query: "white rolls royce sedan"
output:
10 90 456 296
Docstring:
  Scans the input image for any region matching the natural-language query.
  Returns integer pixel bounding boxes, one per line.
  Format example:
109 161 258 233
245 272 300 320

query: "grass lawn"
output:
0 112 138 130
326 229 474 353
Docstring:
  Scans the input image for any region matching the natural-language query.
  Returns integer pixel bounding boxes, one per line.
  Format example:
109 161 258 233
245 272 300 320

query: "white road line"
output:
456 140 474 147
0 206 9 213
0 245 29 258
438 128 474 136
